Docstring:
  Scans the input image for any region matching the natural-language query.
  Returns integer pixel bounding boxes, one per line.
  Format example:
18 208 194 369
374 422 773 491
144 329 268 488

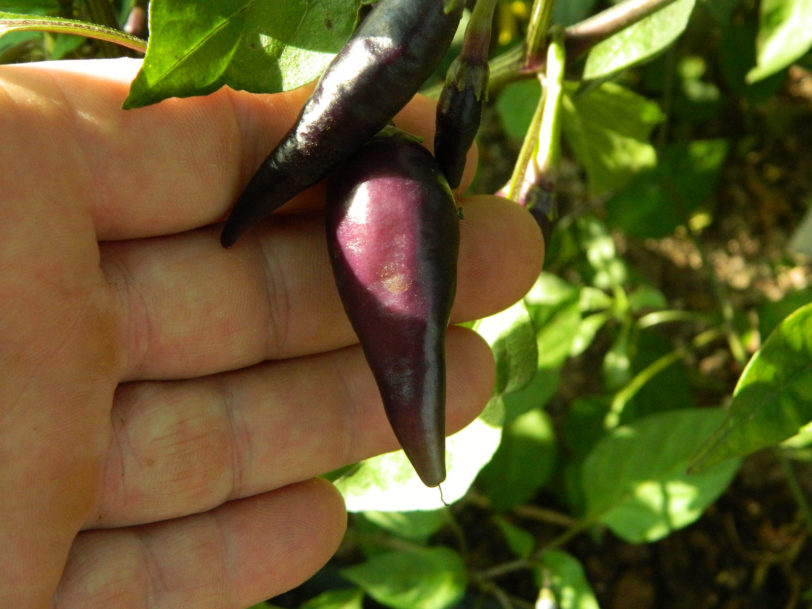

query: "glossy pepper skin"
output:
326 132 460 487
220 0 464 247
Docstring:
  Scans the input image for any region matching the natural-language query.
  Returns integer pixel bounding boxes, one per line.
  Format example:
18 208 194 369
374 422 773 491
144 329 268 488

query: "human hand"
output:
0 58 543 609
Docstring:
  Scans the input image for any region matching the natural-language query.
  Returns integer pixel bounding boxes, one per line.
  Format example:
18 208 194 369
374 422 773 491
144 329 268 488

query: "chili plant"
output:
2 0 811 606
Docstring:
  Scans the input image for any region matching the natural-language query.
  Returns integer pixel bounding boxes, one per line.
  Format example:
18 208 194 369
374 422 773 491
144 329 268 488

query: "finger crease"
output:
219 376 248 501
258 238 292 356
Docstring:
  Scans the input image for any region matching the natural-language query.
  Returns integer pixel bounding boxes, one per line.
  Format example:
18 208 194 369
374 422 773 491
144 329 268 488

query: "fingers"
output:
92 328 492 528
0 58 307 240
0 58 473 243
107 196 542 381
56 480 346 609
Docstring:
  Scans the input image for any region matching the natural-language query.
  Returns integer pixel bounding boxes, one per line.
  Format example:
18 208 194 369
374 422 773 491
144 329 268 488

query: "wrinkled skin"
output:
326 133 459 486
221 0 463 246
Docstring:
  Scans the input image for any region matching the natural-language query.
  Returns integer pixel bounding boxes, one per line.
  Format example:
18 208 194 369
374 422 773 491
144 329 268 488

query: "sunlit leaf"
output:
301 588 364 609
582 408 740 543
474 299 538 395
583 0 696 80
537 551 600 609
125 0 359 108
691 303 812 471
747 0 812 82
561 82 664 195
525 273 582 369
359 509 448 543
340 546 467 609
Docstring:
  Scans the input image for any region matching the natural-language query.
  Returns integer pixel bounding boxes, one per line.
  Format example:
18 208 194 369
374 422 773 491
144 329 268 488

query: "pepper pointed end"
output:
393 411 447 488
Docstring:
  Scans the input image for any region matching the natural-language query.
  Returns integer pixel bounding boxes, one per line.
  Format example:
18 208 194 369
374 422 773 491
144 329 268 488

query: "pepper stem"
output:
498 27 566 245
461 0 498 65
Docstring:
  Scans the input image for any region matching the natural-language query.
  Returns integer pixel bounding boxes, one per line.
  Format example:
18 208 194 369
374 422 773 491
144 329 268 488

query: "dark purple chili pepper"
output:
434 0 496 189
220 0 464 247
326 130 459 487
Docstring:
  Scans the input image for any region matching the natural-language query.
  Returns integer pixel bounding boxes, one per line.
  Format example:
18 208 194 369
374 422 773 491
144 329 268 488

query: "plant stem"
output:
535 26 565 177
523 0 556 68
499 26 566 203
513 503 577 527
0 15 146 54
462 0 498 64
499 72 546 202
563 0 681 62
479 515 598 581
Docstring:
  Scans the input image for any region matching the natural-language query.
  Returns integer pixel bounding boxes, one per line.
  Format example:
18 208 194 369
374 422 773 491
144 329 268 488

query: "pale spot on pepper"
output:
380 262 411 294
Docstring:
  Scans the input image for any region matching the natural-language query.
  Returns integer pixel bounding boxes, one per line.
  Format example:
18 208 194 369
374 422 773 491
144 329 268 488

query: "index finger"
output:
1 58 473 242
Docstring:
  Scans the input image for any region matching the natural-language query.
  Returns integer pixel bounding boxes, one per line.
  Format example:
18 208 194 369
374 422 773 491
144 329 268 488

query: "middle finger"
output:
105 196 541 381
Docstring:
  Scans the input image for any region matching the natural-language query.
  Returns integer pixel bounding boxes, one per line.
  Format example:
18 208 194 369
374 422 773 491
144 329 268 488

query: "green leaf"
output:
570 311 611 357
494 516 536 558
562 395 612 462
747 0 812 82
340 546 467 609
561 82 664 195
124 0 359 108
582 408 740 543
538 551 600 609
474 299 538 395
502 366 561 419
602 326 632 391
495 79 541 140
691 303 812 471
525 273 582 370
583 0 696 80
627 285 667 313
301 589 364 609
577 214 628 290
578 286 614 312
334 399 503 511
606 139 729 238
617 329 696 422
477 409 557 511
359 510 448 543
